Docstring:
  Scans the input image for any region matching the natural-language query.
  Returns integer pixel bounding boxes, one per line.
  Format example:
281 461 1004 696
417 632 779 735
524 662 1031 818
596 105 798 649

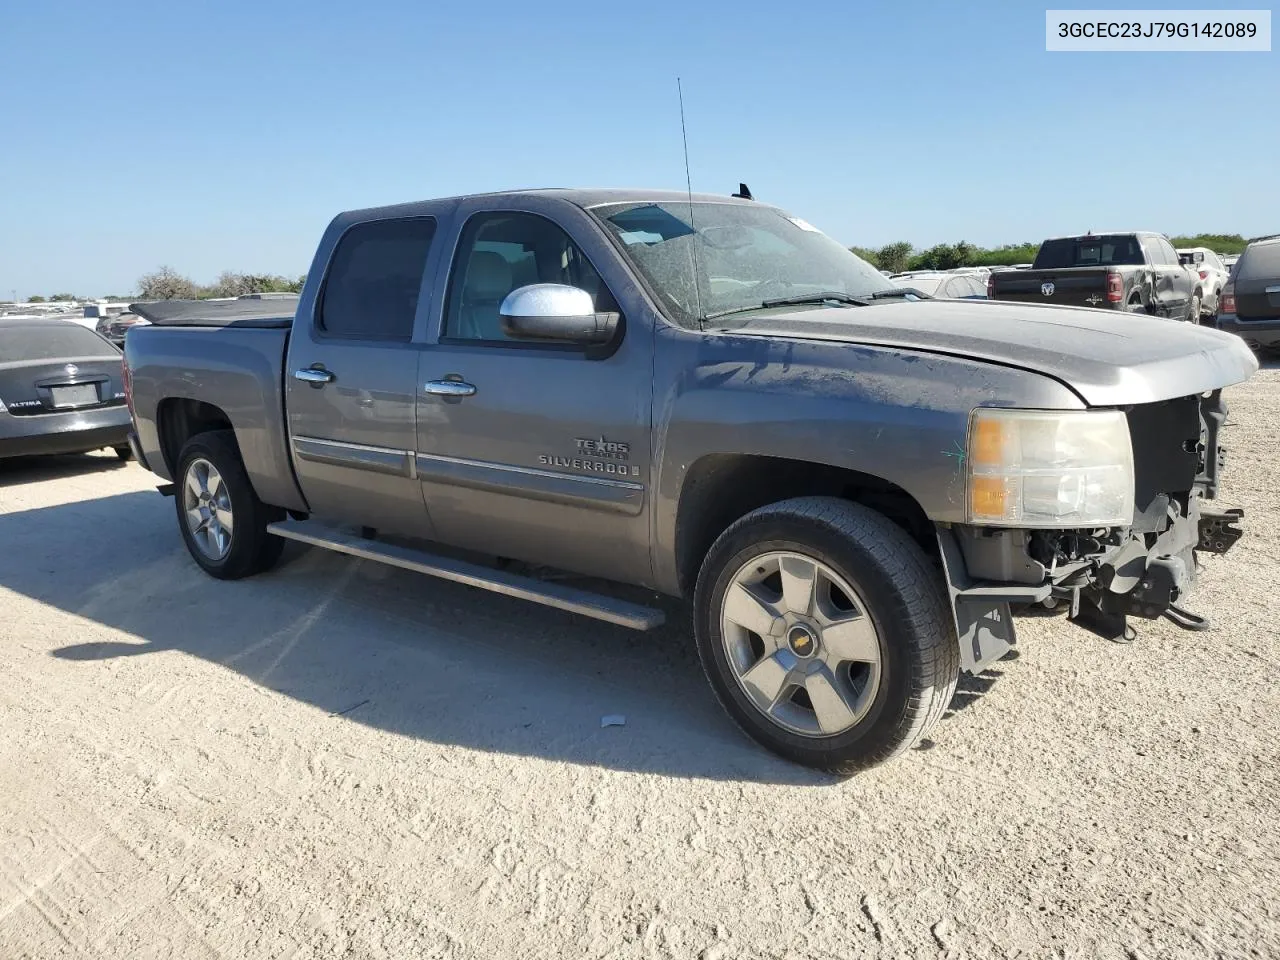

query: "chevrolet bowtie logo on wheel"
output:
1041 282 1055 297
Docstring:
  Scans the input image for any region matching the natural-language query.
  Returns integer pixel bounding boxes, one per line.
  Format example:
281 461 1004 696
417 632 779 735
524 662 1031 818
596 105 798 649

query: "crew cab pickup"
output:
989 231 1203 320
124 190 1257 773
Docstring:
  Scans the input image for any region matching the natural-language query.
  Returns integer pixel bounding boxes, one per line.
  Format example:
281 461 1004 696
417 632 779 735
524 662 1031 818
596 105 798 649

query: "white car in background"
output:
946 265 991 278
888 270 988 299
1177 247 1230 320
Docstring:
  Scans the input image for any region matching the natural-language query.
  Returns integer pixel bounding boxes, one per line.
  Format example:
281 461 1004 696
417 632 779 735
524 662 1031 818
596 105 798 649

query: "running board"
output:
265 520 665 631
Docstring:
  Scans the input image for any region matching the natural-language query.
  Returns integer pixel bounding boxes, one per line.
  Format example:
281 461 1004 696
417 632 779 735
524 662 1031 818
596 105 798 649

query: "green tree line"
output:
25 269 307 303
849 234 1249 273
134 267 306 301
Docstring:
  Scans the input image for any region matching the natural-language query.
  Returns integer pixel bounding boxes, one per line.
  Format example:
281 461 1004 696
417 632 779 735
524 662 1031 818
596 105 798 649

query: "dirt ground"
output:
1 367 1277 960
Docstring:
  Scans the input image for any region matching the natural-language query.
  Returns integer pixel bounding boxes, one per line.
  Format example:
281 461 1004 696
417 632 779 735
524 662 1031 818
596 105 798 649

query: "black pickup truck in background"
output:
988 232 1201 321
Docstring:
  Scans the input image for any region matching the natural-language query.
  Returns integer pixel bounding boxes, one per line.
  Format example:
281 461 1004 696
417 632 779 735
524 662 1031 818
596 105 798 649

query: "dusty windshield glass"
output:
592 201 893 326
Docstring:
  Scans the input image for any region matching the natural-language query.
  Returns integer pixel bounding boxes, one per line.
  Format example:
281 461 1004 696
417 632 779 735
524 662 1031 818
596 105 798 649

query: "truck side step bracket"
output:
265 520 665 631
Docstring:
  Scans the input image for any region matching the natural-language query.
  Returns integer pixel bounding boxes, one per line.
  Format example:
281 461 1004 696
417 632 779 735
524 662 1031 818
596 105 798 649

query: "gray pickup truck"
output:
123 189 1257 773
990 232 1202 320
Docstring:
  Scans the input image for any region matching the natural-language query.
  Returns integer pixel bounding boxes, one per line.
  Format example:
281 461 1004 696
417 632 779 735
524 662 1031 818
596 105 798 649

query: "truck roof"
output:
336 188 769 222
1040 230 1166 242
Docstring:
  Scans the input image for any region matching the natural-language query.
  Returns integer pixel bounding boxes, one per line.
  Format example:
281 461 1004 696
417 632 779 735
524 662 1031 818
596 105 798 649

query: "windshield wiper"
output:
867 288 932 300
761 292 870 308
701 292 869 323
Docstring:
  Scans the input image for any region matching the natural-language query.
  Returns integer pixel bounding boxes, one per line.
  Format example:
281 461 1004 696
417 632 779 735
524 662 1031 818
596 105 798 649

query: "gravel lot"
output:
1 364 1277 960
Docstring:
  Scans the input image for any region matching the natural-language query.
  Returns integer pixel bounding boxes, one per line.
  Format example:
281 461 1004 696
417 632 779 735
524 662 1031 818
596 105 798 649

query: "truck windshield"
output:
591 201 895 326
1034 235 1145 269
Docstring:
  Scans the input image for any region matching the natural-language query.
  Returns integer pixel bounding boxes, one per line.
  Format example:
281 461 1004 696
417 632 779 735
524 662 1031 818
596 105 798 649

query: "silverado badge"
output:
1041 282 1055 297
538 436 640 478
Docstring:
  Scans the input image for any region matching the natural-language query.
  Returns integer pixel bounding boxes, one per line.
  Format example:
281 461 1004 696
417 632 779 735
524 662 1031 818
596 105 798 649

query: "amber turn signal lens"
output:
969 476 1009 519
970 417 1006 468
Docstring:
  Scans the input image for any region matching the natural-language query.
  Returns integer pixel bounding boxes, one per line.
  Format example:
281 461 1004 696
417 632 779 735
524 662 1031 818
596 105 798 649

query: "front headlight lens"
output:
966 409 1134 527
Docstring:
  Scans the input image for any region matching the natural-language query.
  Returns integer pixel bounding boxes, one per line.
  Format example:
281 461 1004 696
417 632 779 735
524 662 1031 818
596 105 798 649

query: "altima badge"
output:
1041 283 1055 297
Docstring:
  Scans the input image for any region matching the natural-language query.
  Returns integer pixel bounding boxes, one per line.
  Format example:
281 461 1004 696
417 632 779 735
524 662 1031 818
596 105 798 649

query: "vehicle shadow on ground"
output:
0 451 130 488
2 490 835 785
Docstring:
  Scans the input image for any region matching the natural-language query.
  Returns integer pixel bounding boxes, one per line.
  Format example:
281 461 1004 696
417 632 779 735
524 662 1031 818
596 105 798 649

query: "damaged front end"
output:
939 391 1244 673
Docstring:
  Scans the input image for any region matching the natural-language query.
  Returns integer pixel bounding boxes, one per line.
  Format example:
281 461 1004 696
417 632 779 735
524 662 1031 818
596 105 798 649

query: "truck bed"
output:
129 297 298 328
124 322 307 513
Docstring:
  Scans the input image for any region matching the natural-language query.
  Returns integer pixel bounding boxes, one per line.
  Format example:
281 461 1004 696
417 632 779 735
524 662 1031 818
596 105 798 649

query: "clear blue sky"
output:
1 0 1275 298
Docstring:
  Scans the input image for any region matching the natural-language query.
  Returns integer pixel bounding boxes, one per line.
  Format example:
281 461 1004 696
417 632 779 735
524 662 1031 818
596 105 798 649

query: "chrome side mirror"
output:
499 284 618 344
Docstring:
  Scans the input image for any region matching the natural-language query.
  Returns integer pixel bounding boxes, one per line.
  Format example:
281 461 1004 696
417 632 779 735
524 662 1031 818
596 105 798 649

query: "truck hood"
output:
730 299 1258 406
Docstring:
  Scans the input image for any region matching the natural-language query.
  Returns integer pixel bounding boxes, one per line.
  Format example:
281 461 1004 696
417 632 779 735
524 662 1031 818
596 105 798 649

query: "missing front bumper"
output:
937 501 1245 671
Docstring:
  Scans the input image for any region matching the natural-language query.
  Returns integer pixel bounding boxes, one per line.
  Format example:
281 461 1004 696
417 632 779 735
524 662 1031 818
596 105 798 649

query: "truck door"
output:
1159 236 1193 316
284 215 441 538
413 201 654 586
1139 236 1171 316
1145 236 1187 317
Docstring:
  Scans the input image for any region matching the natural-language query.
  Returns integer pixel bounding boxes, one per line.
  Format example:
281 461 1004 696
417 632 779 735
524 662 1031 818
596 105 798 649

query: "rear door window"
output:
0 323 119 361
319 217 437 340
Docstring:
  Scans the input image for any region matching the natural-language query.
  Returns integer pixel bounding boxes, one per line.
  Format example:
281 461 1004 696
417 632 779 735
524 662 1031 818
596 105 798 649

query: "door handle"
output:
294 367 335 385
423 379 476 397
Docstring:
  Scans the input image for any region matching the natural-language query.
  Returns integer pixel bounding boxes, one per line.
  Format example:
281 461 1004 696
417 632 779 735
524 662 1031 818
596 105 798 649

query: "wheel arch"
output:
671 453 937 598
156 397 235 478
153 395 308 514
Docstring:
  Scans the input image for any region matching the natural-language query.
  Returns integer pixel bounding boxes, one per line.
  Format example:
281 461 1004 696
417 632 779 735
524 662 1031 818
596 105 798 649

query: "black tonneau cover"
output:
129 297 298 328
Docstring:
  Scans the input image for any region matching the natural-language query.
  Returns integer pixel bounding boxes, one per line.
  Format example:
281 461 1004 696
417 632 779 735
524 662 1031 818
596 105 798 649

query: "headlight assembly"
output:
966 408 1135 527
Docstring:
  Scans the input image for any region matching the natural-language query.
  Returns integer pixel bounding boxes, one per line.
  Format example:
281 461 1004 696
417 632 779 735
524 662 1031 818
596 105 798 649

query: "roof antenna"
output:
732 183 753 200
677 77 704 330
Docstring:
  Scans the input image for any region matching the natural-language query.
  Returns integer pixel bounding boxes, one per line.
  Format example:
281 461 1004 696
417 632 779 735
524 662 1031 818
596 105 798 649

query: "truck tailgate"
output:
991 268 1112 308
124 324 307 513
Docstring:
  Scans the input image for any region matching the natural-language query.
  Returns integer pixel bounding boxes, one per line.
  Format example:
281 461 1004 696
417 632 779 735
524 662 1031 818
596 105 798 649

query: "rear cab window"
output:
1033 235 1144 268
318 217 437 340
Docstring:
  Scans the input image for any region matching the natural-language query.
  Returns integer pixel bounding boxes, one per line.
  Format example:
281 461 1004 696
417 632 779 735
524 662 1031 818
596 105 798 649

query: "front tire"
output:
693 497 959 775
175 430 284 580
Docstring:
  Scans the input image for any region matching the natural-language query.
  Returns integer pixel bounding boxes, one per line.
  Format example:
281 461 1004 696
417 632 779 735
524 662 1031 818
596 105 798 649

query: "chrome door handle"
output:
294 367 335 384
423 379 476 397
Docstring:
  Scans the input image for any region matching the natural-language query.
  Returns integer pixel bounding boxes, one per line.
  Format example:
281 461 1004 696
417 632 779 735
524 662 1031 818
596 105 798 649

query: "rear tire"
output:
174 430 284 580
693 496 959 775
1187 292 1201 323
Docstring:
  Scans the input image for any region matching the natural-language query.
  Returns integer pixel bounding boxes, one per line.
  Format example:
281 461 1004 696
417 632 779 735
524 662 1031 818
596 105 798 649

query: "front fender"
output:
649 327 1085 595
